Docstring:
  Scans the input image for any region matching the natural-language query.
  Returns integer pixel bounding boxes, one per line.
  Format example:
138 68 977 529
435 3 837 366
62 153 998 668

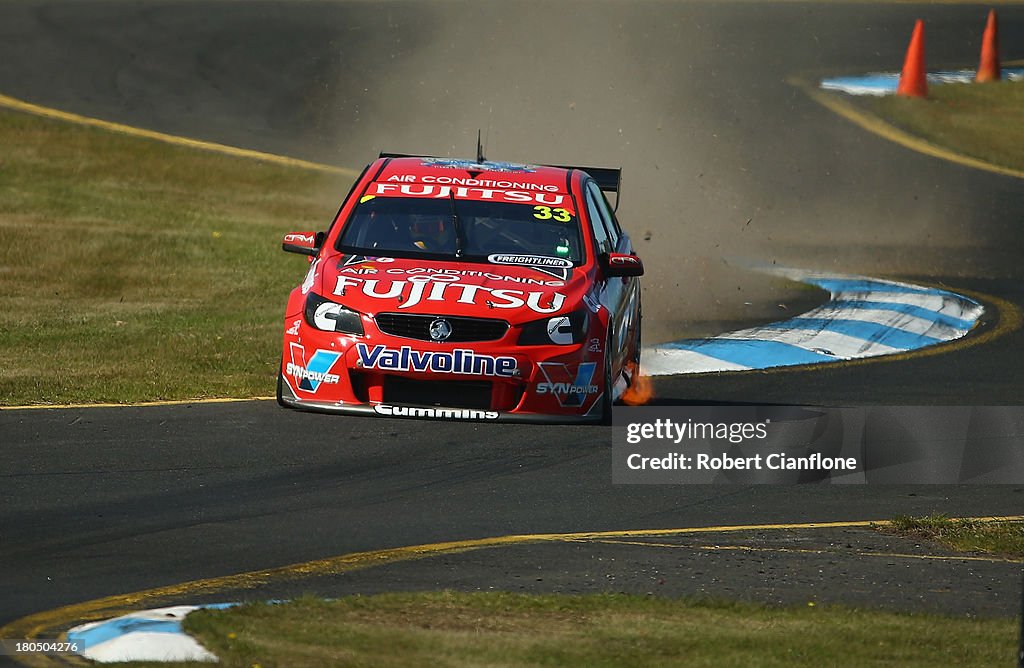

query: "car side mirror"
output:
603 252 644 277
282 231 323 257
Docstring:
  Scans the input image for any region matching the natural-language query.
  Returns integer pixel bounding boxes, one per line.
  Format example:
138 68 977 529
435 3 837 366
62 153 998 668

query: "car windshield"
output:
336 195 584 264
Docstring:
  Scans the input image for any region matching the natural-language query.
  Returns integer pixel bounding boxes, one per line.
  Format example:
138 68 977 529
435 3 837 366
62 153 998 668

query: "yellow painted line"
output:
858 551 1024 564
0 92 360 178
578 537 838 554
5 514 1024 666
0 397 274 411
581 538 1024 564
792 77 1024 181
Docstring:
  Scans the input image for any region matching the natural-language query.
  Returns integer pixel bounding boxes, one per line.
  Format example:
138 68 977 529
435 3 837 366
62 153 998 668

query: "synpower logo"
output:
287 343 341 392
536 362 599 407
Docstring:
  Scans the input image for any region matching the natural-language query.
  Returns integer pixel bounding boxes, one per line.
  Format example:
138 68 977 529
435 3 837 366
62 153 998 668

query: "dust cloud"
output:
306 2 1001 343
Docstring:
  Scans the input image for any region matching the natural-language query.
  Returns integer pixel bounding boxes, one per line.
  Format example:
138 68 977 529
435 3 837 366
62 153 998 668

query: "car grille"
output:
375 313 509 342
383 376 492 409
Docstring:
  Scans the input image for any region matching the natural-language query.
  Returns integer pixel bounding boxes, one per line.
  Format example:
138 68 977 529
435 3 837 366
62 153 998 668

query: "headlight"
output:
518 309 589 345
304 293 364 335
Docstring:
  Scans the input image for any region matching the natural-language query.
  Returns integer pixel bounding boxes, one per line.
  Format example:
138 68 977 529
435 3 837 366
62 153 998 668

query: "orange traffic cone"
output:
976 9 1000 82
897 20 928 98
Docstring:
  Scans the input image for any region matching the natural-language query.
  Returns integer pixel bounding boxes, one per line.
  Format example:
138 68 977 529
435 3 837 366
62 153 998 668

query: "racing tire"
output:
632 300 642 373
276 361 287 408
600 331 614 425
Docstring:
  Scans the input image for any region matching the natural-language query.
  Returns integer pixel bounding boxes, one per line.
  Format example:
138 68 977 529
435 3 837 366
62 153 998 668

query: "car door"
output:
583 180 636 369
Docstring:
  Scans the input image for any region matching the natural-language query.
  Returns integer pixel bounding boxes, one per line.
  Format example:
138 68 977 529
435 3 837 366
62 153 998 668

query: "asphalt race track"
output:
2 0 1024 652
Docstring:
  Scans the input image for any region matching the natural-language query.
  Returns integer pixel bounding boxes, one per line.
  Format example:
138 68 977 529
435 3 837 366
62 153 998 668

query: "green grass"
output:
883 514 1024 558
0 109 348 405
3 80 1023 405
857 80 1024 172
111 591 1014 667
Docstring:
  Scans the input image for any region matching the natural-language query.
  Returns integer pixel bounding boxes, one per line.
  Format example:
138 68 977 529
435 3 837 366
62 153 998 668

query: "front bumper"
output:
277 380 606 423
279 326 608 422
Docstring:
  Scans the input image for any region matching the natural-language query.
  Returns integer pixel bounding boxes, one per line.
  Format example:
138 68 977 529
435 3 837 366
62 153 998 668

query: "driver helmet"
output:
410 216 455 251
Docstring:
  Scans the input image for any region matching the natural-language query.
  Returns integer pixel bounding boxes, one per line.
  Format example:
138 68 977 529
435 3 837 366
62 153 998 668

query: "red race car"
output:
277 153 643 423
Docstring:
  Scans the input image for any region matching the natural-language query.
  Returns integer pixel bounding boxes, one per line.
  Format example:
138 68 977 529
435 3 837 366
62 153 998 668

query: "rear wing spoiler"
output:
548 165 620 194
378 153 622 210
549 164 621 211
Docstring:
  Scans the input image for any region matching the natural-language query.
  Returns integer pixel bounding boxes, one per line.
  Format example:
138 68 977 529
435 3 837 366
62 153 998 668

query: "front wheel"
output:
600 332 614 425
276 361 287 407
631 301 642 376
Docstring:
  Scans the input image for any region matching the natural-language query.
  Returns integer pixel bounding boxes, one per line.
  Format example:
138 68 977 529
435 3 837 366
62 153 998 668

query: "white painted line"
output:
67 604 229 663
800 308 966 339
719 325 905 358
641 268 983 376
642 348 751 376
82 631 217 663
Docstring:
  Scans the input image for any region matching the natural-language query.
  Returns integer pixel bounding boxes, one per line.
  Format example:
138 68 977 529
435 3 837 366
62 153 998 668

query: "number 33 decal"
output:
533 206 573 222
